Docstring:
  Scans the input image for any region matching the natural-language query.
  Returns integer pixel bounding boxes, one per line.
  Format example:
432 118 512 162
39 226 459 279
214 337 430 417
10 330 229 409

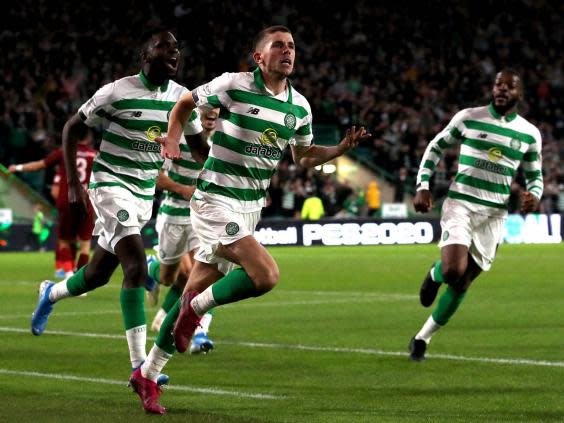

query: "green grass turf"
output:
1 243 563 422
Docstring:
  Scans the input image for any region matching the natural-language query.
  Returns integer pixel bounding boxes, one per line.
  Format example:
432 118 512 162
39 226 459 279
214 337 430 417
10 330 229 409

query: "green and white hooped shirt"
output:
157 140 203 224
191 68 314 213
79 71 202 203
417 104 543 217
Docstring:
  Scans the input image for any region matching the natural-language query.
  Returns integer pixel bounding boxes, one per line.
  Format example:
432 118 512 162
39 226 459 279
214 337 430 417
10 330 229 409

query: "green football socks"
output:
211 268 262 305
432 286 466 325
120 288 147 368
161 285 182 312
432 260 444 283
148 259 161 284
120 288 146 329
66 267 88 296
156 300 180 354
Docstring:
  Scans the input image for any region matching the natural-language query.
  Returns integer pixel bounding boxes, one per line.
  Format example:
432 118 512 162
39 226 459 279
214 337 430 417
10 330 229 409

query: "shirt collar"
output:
489 102 517 122
139 70 169 92
253 67 292 103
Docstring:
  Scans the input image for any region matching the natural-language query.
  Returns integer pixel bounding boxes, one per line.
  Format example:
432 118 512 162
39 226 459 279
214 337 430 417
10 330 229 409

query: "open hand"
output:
339 126 372 153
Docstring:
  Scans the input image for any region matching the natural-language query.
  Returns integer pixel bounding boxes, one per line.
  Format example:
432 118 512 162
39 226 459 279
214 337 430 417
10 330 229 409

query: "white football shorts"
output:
438 198 505 271
155 215 200 265
88 186 152 254
190 197 262 275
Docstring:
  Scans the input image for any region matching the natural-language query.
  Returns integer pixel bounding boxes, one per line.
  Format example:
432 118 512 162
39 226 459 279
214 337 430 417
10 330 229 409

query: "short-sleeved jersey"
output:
417 104 543 217
157 140 203 224
44 145 97 209
192 68 314 212
78 71 202 202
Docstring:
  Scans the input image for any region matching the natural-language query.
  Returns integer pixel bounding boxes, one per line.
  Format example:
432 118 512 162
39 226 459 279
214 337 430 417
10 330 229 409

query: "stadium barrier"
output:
1 214 562 252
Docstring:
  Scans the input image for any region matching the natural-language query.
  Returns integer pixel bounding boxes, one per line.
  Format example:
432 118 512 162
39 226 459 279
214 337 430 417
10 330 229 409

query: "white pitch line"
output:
2 326 564 369
219 340 564 368
0 310 121 320
0 369 281 399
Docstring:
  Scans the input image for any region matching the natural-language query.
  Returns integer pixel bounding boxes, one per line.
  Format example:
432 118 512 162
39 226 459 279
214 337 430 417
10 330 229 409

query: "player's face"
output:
256 31 295 77
145 32 180 78
202 110 218 131
492 72 522 110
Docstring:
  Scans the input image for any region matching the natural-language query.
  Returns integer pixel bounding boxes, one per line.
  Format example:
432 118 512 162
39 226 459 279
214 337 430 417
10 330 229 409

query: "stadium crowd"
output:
1 0 563 216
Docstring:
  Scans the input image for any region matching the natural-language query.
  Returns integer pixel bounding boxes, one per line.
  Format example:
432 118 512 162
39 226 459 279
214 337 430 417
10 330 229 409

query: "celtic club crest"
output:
117 209 130 222
225 222 240 236
284 113 296 129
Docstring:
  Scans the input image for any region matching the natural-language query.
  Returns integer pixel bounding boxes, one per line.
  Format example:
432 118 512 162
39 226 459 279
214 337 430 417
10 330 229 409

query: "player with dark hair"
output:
408 69 543 361
29 28 208 413
132 25 370 414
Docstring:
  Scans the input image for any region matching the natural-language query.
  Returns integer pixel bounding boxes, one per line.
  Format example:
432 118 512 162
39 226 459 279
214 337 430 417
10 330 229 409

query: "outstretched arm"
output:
8 160 47 173
291 126 371 168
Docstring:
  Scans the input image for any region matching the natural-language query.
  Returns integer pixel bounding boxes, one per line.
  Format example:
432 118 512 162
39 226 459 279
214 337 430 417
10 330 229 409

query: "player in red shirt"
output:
10 126 96 276
50 168 68 277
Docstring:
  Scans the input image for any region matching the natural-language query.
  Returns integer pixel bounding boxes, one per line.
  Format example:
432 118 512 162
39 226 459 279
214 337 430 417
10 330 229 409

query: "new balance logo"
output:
247 107 260 115
130 111 143 118
478 133 488 139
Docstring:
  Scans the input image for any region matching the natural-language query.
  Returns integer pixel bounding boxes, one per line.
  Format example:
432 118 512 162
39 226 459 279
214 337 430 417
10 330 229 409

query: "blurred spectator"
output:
301 189 325 221
280 179 305 219
394 166 408 203
263 173 283 217
320 180 340 217
365 181 381 216
336 189 367 218
1 1 563 213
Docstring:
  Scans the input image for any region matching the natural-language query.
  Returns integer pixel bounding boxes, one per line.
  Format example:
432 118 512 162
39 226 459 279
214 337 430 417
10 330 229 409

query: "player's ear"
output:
252 51 262 65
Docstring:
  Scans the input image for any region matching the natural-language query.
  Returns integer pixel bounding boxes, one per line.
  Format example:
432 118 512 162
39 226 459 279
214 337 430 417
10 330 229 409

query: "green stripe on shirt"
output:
454 173 510 194
463 120 536 144
197 179 266 201
226 89 309 118
447 190 507 209
203 156 275 180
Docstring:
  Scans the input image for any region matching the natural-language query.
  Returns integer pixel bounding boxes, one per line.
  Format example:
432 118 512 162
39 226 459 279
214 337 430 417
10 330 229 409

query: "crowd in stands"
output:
1 0 563 217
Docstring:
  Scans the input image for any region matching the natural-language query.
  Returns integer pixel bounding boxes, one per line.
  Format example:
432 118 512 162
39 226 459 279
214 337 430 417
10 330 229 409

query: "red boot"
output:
173 291 202 353
129 367 166 414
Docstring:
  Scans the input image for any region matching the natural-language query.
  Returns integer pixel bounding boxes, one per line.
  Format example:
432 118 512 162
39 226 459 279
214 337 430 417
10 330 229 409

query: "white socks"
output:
151 309 167 332
415 315 442 344
126 325 147 368
48 280 71 302
191 287 217 317
194 312 213 335
141 345 172 382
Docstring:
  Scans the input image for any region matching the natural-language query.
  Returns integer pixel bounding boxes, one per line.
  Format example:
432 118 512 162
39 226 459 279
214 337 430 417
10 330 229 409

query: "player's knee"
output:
122 260 148 287
251 265 280 292
441 262 465 285
84 266 112 288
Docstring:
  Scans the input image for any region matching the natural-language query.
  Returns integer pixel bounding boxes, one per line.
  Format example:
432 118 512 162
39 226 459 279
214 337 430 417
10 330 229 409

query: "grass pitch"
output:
1 243 563 422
